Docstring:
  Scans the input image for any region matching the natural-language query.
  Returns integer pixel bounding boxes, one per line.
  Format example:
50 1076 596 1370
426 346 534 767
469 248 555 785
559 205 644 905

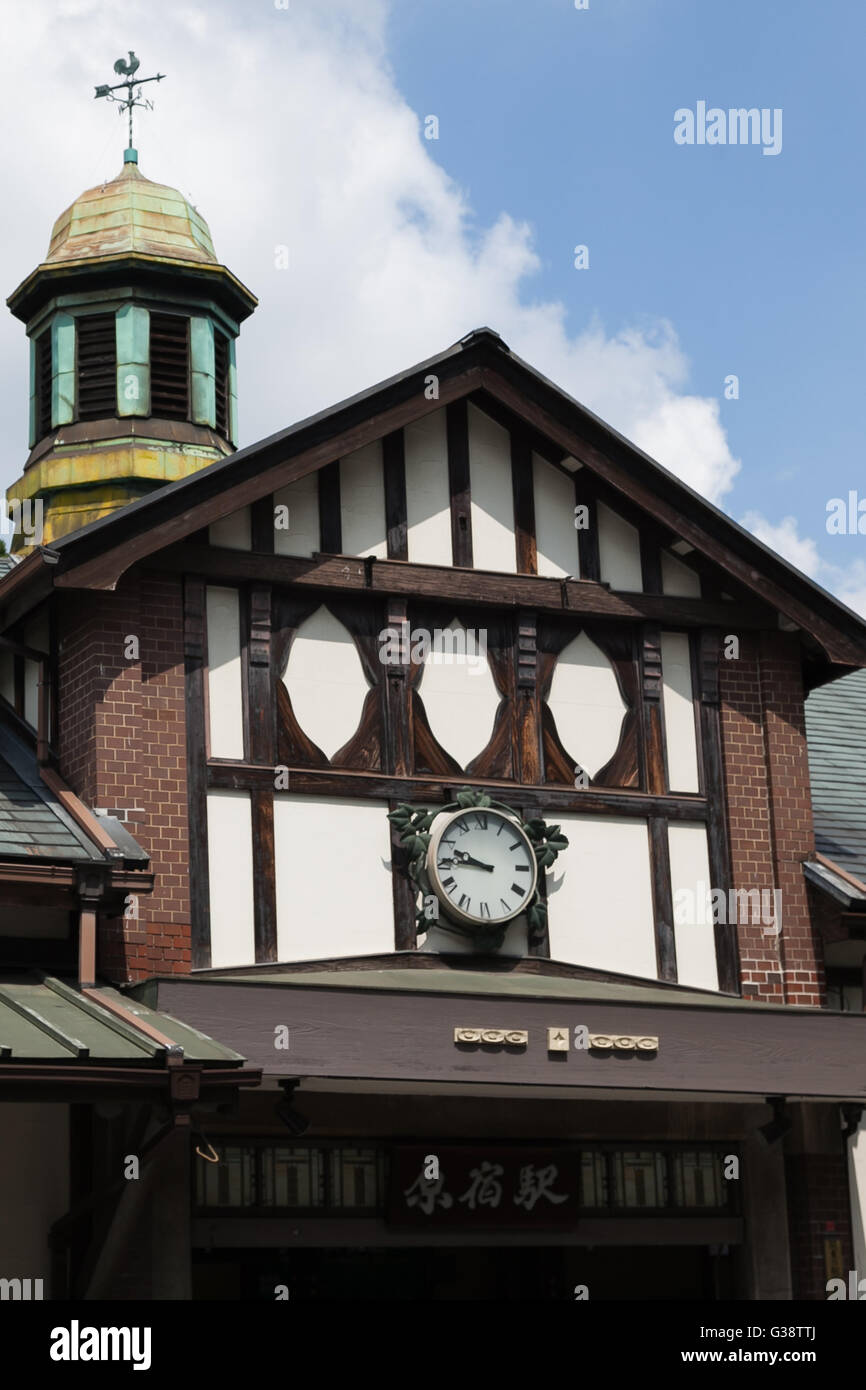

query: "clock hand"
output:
452 850 494 872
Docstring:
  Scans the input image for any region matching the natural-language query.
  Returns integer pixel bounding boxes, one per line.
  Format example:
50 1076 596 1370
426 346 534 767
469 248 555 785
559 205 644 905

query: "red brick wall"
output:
786 1153 853 1299
58 573 190 981
759 633 824 1005
719 631 823 1005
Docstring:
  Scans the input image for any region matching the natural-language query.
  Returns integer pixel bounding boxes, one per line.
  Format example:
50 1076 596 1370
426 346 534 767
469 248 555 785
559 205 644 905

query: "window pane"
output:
674 1151 726 1208
613 1150 667 1208
261 1147 323 1208
196 1145 256 1207
329 1148 382 1208
579 1152 608 1209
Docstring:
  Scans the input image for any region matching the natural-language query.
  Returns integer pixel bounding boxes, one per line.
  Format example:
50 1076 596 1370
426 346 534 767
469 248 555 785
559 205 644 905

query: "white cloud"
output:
741 510 866 618
740 512 822 577
0 0 741 514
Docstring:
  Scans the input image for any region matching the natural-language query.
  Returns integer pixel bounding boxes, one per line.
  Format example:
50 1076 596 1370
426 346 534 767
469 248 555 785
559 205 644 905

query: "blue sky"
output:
394 0 863 455
385 0 865 588
1 0 864 607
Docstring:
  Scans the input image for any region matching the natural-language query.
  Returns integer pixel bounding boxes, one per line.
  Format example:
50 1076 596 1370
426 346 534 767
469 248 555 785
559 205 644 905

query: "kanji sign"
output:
389 1147 579 1228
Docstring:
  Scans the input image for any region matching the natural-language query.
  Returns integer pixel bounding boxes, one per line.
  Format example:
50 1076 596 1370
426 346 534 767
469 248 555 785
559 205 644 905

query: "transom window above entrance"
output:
194 1141 739 1216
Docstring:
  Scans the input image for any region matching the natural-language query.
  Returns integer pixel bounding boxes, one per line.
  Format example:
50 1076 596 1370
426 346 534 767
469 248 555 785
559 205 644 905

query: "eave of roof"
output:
0 721 149 869
0 973 247 1065
7 252 258 325
806 667 866 881
135 962 824 1014
3 328 866 669
804 859 866 910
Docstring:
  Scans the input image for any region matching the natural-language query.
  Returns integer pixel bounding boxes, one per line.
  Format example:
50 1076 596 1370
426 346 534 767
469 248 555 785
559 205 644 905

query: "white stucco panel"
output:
207 789 255 968
662 550 701 597
668 821 719 991
283 605 370 760
468 403 516 572
418 619 500 770
405 409 452 565
534 453 579 578
210 506 252 551
274 796 395 960
274 475 320 557
546 631 626 778
340 440 387 558
661 630 700 792
206 586 244 759
598 501 643 591
547 814 657 979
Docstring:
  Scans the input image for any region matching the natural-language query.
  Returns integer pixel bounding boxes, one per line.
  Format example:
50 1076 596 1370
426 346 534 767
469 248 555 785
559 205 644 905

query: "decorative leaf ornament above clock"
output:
387 788 569 952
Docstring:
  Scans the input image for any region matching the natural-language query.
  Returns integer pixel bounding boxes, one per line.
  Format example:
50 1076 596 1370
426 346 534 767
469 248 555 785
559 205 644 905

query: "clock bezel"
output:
426 806 539 929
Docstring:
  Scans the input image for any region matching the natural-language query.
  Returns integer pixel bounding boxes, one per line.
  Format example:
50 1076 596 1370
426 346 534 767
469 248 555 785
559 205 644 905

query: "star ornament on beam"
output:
94 51 166 153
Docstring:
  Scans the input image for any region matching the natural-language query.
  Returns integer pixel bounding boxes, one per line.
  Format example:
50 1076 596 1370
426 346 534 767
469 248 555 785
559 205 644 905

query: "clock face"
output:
427 808 538 928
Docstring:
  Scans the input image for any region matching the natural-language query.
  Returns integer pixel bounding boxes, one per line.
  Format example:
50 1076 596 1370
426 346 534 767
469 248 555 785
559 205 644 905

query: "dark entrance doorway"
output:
193 1243 735 1300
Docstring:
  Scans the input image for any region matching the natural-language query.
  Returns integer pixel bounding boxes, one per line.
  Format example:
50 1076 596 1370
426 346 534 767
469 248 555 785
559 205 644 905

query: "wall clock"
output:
427 807 538 927
388 788 568 952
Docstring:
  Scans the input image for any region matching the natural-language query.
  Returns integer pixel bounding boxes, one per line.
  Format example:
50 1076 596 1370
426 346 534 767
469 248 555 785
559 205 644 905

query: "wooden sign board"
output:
389 1146 580 1229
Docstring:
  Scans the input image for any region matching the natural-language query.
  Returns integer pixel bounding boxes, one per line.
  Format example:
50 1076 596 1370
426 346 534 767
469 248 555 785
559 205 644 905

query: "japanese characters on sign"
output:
390 1148 578 1228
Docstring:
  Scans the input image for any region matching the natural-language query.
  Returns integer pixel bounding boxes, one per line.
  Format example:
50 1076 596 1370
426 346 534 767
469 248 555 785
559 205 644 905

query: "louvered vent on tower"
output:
34 330 52 438
76 313 117 419
150 313 190 420
214 329 230 439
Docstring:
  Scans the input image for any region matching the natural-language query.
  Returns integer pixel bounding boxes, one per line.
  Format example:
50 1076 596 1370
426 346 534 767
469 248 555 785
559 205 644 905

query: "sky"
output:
0 0 863 610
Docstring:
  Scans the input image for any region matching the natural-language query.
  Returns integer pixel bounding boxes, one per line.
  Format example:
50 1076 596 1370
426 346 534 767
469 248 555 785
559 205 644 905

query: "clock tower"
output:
5 138 256 550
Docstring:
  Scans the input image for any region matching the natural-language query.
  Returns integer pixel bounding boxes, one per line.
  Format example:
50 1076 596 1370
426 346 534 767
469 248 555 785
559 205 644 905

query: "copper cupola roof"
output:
44 156 218 267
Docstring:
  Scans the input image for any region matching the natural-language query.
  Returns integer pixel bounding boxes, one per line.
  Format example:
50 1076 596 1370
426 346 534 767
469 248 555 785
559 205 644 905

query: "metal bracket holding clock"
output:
387 788 569 952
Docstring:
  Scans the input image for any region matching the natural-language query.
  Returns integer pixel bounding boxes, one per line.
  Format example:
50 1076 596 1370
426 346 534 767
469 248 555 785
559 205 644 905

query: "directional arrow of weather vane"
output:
94 52 166 152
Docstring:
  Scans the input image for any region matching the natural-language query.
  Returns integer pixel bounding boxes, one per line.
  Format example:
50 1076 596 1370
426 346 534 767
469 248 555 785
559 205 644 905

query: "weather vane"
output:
94 52 165 155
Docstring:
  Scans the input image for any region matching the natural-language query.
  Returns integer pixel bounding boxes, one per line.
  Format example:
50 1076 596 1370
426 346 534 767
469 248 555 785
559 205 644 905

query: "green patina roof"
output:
806 668 866 886
0 974 246 1064
44 160 217 267
152 964 812 1013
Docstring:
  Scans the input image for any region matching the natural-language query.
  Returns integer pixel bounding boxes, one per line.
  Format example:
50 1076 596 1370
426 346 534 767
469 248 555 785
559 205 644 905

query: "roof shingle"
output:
806 668 866 885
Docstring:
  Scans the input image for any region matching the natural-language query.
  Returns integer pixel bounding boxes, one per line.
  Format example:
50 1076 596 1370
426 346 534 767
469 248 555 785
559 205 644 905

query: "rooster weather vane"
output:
94 52 166 153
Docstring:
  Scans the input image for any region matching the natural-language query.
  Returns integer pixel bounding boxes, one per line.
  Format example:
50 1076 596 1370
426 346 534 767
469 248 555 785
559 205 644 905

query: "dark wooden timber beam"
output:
383 430 408 561
699 631 740 994
649 817 677 983
184 577 211 970
0 1066 261 1098
53 366 484 592
446 399 473 567
210 761 709 821
510 430 536 575
479 367 866 665
143 545 773 629
0 863 152 897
